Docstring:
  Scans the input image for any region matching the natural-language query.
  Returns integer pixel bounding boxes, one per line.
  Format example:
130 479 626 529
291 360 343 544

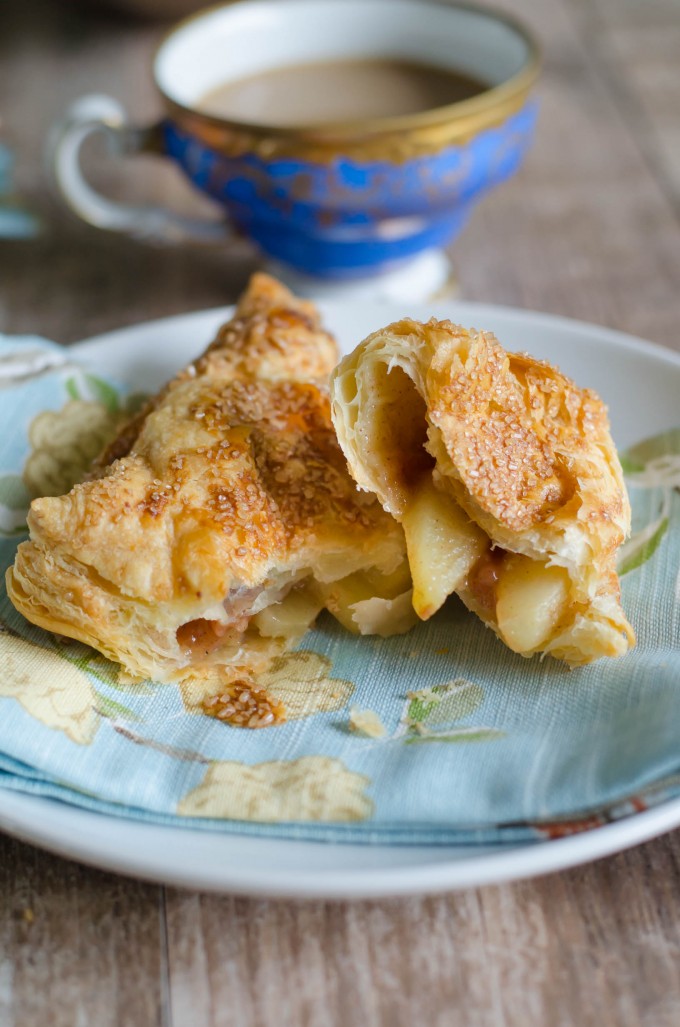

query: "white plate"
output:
2 300 679 899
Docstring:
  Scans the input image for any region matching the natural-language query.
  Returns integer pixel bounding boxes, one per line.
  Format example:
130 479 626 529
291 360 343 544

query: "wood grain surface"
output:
1 0 680 1024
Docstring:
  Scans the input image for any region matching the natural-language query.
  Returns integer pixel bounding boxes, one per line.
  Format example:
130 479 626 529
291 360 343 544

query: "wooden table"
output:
2 1 680 1023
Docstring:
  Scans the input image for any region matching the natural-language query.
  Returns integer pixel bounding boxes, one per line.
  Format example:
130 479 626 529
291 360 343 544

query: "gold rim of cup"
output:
153 0 541 162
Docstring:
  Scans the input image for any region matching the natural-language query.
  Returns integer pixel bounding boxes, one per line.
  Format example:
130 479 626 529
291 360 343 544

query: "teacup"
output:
51 0 539 282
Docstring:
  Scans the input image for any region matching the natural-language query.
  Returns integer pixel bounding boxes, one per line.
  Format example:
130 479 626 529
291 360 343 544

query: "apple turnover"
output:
6 275 411 720
330 317 635 666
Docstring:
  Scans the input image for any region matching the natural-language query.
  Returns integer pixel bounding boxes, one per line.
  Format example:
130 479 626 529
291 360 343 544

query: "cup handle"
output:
48 94 230 244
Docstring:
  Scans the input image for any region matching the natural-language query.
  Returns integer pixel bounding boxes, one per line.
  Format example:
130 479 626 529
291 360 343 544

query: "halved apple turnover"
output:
330 317 635 665
7 275 411 718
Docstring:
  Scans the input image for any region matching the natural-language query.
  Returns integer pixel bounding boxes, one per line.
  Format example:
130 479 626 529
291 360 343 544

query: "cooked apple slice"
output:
349 590 417 637
252 582 324 640
495 554 570 652
324 560 414 635
402 477 488 620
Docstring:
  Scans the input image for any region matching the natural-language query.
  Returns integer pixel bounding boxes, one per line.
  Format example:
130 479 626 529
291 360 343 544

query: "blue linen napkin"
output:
0 335 678 845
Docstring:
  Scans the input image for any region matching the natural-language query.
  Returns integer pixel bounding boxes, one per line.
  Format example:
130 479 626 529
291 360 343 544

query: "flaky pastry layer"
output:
330 317 635 665
7 275 405 705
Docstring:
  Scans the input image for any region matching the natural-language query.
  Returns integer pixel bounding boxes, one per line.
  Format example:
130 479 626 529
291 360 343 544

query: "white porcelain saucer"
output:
1 299 679 898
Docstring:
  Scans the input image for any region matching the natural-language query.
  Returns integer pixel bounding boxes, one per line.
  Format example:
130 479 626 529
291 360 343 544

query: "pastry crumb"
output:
349 707 387 739
202 680 286 728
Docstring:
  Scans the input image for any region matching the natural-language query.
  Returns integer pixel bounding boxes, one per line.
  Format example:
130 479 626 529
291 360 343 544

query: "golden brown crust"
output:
91 271 338 473
196 270 337 383
330 317 635 665
7 275 404 693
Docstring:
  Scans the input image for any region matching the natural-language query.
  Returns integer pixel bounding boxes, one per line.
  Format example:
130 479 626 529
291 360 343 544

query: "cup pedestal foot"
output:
263 250 459 304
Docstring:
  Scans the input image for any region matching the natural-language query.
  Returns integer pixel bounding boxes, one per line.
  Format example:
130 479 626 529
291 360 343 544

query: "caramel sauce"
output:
176 618 230 656
467 548 506 614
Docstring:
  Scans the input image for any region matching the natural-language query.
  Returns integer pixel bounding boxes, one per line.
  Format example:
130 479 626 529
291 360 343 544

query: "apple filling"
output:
176 617 234 657
465 548 571 653
401 476 487 620
401 475 572 652
323 559 417 636
176 557 418 661
176 574 305 658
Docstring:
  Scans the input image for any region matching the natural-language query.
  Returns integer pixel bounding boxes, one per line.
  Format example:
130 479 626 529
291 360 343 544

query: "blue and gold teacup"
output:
51 0 539 281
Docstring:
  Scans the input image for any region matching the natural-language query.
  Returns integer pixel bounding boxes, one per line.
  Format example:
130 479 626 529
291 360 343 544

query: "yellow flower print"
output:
0 630 98 744
22 399 123 498
178 755 373 822
258 651 354 719
180 649 354 721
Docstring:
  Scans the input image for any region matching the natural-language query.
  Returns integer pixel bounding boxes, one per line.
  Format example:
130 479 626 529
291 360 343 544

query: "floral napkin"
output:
0 335 679 845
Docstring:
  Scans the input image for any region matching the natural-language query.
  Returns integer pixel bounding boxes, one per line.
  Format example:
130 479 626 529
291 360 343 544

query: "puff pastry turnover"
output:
7 275 410 720
330 317 635 666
